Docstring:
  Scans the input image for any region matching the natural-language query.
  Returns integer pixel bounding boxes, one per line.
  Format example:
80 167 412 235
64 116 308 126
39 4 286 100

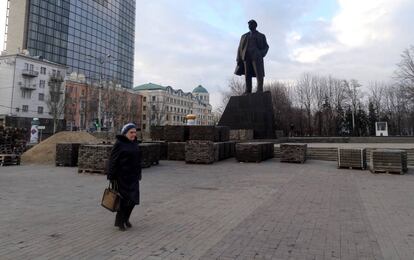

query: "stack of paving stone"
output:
0 154 20 166
214 141 236 161
78 144 112 174
229 129 254 141
150 126 165 140
164 126 189 142
370 149 408 174
0 126 28 155
337 148 366 169
280 144 307 163
216 126 230 142
226 141 236 158
144 141 168 160
213 143 221 161
188 126 220 141
185 140 215 164
235 142 274 162
139 143 161 168
55 143 81 167
168 142 186 161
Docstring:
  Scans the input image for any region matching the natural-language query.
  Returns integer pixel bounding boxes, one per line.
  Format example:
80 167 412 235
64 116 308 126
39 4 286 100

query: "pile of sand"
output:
21 131 99 165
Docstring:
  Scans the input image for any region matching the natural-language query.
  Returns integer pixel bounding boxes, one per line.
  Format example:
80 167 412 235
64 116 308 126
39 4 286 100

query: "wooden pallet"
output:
370 170 406 175
56 162 76 167
78 168 105 174
0 154 20 166
338 166 365 170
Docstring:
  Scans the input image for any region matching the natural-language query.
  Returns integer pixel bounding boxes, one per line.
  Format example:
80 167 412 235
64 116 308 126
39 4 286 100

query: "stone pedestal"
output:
218 91 275 139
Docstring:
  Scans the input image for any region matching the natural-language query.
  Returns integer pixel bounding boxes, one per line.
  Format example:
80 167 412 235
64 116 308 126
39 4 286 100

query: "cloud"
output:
280 0 414 86
1 1 413 109
134 0 318 108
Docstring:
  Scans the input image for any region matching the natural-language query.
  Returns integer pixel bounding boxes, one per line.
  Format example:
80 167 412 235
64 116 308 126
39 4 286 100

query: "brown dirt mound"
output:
21 131 99 165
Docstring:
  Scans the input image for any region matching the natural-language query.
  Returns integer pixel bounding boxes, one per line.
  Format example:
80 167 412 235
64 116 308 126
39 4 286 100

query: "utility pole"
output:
87 54 117 132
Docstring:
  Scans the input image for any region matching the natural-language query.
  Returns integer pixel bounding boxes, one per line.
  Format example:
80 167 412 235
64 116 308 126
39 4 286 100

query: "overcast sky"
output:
1 0 414 109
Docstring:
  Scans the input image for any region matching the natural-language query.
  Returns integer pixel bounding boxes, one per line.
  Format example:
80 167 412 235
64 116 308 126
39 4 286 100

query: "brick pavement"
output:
0 160 413 259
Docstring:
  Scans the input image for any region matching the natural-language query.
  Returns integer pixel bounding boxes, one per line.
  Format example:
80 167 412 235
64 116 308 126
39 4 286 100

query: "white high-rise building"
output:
0 53 66 130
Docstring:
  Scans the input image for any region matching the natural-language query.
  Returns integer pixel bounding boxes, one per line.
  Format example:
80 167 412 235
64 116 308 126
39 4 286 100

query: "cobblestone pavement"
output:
0 160 413 260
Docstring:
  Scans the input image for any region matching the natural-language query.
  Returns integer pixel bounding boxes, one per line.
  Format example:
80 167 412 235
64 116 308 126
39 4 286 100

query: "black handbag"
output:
101 181 121 212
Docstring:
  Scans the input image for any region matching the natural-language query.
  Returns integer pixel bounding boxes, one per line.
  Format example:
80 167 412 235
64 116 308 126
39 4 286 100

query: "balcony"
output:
49 74 64 82
22 69 39 77
18 82 36 90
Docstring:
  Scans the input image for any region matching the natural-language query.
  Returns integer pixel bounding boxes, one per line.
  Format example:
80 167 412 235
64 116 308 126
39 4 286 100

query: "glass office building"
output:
13 0 135 88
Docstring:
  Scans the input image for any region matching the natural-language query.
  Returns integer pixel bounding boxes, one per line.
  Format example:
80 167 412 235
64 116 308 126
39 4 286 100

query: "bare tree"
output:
105 81 130 132
395 46 414 82
47 74 65 133
218 77 245 115
295 73 314 135
64 88 77 130
368 81 386 116
343 79 363 135
265 81 293 136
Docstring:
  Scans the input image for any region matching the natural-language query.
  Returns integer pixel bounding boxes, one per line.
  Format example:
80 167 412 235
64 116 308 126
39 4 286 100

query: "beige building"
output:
134 83 214 134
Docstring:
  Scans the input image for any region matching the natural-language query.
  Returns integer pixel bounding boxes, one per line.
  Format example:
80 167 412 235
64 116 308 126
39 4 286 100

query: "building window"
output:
143 124 146 130
143 106 146 111
39 80 46 88
166 115 169 121
152 105 156 110
40 67 46 74
143 97 146 102
152 96 156 102
37 106 44 114
22 105 29 112
38 93 44 101
21 90 32 99
143 115 146 120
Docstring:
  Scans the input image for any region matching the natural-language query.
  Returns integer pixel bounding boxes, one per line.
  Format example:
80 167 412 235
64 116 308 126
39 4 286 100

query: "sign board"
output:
38 126 46 130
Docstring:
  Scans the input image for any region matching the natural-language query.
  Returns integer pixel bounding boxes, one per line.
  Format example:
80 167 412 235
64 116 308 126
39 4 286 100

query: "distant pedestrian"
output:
107 123 141 231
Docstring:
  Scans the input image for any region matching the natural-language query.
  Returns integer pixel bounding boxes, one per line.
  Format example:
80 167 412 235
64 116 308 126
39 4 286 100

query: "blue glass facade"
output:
25 0 135 88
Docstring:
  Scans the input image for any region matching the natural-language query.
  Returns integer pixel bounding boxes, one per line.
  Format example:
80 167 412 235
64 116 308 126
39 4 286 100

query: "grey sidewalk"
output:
0 160 413 259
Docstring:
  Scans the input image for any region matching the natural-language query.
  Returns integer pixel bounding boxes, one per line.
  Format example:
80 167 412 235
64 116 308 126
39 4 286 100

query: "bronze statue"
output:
235 20 269 94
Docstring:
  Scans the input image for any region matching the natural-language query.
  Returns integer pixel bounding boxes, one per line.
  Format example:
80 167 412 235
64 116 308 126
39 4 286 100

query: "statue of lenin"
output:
235 20 269 94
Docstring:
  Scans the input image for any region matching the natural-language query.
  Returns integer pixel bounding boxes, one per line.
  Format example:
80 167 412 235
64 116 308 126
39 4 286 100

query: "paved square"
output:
1 159 414 259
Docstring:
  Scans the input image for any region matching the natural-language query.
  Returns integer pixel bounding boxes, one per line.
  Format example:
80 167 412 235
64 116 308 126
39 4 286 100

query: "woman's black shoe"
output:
118 223 126 231
125 221 132 228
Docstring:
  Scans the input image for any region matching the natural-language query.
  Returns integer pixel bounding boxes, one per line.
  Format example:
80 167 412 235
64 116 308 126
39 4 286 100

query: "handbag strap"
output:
109 180 119 191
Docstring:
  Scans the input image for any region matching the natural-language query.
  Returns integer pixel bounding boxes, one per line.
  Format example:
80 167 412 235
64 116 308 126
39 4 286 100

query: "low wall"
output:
286 136 414 143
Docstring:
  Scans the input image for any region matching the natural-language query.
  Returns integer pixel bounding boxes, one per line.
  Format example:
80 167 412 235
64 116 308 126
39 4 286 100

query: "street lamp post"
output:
87 54 117 132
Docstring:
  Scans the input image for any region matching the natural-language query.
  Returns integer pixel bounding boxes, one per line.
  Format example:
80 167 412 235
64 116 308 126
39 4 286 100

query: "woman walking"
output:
107 123 141 231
